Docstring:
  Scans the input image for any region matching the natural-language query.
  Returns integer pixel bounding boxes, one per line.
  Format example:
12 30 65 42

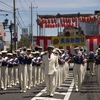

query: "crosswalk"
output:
31 70 74 100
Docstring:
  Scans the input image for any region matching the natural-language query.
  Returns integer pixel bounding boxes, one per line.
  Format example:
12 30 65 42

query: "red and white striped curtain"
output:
37 36 100 54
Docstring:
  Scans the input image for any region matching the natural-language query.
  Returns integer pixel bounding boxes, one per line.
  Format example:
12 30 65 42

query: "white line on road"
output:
63 79 74 100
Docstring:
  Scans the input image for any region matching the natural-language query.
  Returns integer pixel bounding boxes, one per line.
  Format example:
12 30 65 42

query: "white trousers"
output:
1 66 8 89
19 64 27 91
45 74 56 95
32 66 37 86
0 66 1 88
97 64 100 87
64 62 69 80
13 66 19 84
27 64 32 88
37 66 41 84
73 63 83 90
8 67 13 87
89 62 94 74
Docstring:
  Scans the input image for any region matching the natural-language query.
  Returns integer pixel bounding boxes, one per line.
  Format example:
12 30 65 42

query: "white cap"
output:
38 46 43 49
34 51 40 54
2 50 7 53
13 52 17 55
7 53 13 56
31 52 35 54
46 44 55 49
16 49 20 52
27 48 31 51
98 48 100 51
74 47 79 50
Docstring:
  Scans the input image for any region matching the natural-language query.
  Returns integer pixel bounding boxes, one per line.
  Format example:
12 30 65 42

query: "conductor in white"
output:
41 45 58 97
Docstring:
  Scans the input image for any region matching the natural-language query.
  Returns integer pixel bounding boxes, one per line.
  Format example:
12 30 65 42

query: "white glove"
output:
53 69 57 75
78 51 82 57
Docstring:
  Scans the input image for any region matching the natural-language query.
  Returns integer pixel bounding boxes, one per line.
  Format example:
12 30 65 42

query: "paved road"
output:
0 69 100 100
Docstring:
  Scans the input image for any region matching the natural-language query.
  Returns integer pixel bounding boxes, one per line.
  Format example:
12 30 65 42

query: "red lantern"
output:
85 17 87 22
60 17 63 23
72 23 74 27
4 32 6 36
75 22 78 27
63 18 66 23
75 17 78 22
94 16 97 22
0 30 2 35
48 18 51 23
68 18 71 23
72 17 75 22
61 22 65 27
51 18 54 23
54 18 57 23
79 17 82 22
82 17 85 22
45 23 49 28
45 19 48 24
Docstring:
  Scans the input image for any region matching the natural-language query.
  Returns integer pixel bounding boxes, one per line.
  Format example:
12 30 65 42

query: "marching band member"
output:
1 51 8 90
88 51 95 75
36 51 42 85
95 48 100 87
13 52 19 86
0 52 2 89
94 49 98 82
16 49 21 84
64 50 70 80
37 46 45 83
41 45 58 97
83 48 88 80
19 51 27 93
73 47 84 92
32 51 38 87
26 48 33 89
58 49 65 86
7 53 14 88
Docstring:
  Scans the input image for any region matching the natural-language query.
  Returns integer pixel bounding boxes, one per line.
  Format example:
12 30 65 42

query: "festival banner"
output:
51 36 86 46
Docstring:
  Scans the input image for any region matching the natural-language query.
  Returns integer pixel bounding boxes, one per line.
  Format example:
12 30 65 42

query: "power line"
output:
17 0 30 16
23 0 30 6
0 1 13 9
0 9 13 13
16 17 23 29
17 10 26 28
96 0 100 10
32 0 38 7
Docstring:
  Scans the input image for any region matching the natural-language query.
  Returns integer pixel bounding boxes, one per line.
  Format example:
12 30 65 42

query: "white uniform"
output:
1 56 8 90
73 51 84 91
41 52 58 95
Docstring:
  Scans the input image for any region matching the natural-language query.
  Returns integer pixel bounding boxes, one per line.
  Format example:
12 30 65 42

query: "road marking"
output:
63 79 74 100
31 71 74 100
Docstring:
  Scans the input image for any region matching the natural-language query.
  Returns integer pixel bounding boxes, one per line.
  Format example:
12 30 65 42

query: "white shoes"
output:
20 90 26 93
50 94 54 97
75 88 79 92
3 88 7 90
23 90 26 93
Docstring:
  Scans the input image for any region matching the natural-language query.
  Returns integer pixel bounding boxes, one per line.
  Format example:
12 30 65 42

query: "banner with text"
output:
52 36 86 46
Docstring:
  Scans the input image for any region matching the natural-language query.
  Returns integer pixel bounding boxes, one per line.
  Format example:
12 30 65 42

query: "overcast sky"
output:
0 0 100 41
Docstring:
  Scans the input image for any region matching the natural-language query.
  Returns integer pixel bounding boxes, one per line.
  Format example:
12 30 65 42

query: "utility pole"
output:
13 0 17 51
29 3 38 50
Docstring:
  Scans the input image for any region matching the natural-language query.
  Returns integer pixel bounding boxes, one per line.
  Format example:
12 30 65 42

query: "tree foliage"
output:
18 37 30 48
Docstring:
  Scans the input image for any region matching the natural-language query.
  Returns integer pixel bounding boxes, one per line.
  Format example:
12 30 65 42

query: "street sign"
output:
13 32 17 37
13 37 17 42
